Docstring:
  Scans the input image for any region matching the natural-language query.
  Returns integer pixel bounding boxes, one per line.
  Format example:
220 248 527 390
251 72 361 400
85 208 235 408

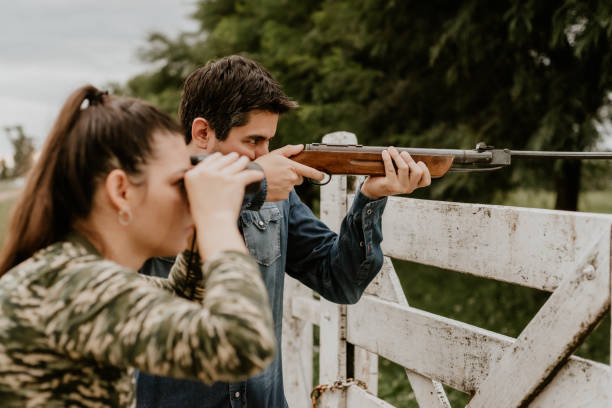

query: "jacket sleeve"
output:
139 250 206 303
286 188 387 304
41 251 276 384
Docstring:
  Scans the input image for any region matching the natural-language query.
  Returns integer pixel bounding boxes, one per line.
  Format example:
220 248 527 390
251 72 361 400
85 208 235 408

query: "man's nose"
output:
254 145 269 160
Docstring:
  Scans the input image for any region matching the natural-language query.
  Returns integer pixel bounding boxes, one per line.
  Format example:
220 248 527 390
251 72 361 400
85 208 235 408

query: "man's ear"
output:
191 117 216 151
104 169 131 211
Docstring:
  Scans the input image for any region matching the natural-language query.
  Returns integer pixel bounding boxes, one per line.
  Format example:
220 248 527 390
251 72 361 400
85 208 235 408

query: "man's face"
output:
206 110 279 160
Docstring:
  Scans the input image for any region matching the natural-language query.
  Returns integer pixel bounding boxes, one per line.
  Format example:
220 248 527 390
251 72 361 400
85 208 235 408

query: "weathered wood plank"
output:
364 258 451 408
282 277 314 408
364 195 612 291
467 232 610 407
346 385 397 408
530 356 611 408
348 295 508 392
319 299 347 387
321 132 355 233
364 257 407 302
347 295 610 407
354 346 379 396
317 132 354 408
318 387 345 408
291 295 320 326
408 374 452 408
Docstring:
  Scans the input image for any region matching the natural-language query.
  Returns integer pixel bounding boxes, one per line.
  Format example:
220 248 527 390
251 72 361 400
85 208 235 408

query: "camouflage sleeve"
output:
42 250 275 384
139 250 205 303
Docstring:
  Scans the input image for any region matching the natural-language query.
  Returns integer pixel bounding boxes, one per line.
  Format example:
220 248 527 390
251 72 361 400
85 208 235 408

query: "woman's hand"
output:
184 152 264 257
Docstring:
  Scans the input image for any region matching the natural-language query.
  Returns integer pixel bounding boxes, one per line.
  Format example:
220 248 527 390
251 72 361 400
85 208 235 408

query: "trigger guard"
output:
307 172 331 186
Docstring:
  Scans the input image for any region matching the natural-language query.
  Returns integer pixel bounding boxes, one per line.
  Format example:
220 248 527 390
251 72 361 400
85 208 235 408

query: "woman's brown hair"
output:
0 85 182 276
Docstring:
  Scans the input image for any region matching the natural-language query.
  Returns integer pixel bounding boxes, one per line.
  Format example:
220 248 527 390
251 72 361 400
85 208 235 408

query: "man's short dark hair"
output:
179 55 298 143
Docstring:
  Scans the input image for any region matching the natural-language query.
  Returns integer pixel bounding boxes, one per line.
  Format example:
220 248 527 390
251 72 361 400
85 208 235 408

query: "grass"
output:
498 188 612 214
0 197 16 247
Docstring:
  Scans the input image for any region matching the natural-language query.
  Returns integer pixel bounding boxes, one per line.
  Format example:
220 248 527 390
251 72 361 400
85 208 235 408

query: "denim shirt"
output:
136 188 387 408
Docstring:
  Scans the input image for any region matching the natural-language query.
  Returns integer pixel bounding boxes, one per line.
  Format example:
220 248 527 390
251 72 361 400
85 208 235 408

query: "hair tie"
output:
86 89 108 106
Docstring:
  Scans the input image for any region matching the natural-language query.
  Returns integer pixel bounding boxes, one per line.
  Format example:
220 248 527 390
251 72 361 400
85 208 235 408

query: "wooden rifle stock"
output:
292 150 454 178
290 143 612 180
291 145 455 178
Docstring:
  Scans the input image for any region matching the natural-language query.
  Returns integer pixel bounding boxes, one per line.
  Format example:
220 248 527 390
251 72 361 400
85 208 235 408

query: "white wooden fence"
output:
281 132 612 408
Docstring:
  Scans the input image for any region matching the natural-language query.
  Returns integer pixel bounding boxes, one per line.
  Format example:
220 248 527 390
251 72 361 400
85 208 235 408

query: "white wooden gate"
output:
282 132 612 408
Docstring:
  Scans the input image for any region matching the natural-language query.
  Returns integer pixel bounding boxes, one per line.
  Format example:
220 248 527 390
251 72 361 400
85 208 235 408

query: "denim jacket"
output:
136 188 387 408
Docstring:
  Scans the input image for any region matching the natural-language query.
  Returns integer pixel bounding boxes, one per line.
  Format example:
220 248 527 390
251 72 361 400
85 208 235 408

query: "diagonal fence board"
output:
530 356 610 408
347 296 610 407
363 194 612 292
348 296 517 393
364 258 451 408
346 384 397 408
466 232 611 408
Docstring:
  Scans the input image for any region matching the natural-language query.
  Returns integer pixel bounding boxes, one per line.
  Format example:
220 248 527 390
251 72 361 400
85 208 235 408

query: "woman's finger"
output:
236 169 265 187
220 155 250 174
198 151 239 171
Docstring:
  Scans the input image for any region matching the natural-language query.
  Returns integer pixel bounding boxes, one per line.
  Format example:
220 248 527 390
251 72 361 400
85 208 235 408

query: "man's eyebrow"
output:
244 135 272 141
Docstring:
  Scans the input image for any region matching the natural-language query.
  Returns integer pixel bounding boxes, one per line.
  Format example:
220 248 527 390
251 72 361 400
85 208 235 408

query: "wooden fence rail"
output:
282 132 612 408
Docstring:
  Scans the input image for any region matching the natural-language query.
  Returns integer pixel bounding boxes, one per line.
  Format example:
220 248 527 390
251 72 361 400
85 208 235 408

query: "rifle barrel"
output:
509 150 612 159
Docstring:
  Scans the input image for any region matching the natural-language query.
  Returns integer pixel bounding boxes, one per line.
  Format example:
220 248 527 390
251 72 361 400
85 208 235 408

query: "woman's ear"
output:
104 169 131 211
191 117 216 151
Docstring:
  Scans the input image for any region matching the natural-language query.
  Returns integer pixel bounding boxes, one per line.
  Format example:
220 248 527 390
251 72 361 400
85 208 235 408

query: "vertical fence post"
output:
351 171 381 397
318 132 357 407
282 276 313 408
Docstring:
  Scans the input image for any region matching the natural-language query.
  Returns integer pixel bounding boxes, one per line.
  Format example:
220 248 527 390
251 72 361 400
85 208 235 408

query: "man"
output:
137 55 430 408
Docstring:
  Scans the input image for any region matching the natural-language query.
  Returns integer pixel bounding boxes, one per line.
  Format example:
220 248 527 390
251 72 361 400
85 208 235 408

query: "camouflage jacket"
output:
0 233 275 407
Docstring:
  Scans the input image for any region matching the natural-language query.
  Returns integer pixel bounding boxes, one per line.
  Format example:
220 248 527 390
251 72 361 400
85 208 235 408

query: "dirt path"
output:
0 189 20 202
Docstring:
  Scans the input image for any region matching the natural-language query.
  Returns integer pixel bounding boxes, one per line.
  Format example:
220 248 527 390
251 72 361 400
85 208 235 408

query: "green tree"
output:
3 125 35 178
125 0 612 210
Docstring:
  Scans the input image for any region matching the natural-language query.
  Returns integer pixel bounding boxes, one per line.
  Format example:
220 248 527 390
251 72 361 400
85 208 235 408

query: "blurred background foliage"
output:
119 0 612 210
106 1 612 406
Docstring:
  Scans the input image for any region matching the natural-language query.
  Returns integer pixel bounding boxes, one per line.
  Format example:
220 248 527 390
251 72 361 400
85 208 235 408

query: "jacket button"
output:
234 391 241 398
359 241 364 247
258 220 264 227
366 209 372 215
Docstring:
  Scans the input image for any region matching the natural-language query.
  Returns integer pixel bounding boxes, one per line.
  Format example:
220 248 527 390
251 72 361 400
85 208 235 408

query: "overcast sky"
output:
0 0 198 159
2 1 611 161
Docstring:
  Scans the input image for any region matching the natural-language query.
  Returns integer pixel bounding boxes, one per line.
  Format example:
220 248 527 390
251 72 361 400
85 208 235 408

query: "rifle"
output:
291 142 612 179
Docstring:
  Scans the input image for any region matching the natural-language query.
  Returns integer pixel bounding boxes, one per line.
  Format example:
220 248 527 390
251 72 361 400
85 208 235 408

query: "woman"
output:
0 86 275 407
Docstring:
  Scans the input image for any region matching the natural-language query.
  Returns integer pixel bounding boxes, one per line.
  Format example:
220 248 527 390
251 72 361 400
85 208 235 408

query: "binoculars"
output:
190 154 265 196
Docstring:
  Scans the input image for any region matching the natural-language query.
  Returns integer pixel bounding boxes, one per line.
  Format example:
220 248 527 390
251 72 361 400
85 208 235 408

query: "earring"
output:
118 208 133 226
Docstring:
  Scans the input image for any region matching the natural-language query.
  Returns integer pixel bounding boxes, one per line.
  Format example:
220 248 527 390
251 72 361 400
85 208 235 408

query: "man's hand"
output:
255 145 325 202
360 147 431 199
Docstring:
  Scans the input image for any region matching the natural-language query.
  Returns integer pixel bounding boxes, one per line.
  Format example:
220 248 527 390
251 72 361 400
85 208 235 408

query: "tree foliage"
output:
3 125 35 179
124 0 612 209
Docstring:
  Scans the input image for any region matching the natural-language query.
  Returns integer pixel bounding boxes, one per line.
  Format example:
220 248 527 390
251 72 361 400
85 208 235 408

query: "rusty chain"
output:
310 378 367 408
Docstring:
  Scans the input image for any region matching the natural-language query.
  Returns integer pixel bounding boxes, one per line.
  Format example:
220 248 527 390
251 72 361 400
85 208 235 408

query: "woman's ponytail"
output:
0 85 181 276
